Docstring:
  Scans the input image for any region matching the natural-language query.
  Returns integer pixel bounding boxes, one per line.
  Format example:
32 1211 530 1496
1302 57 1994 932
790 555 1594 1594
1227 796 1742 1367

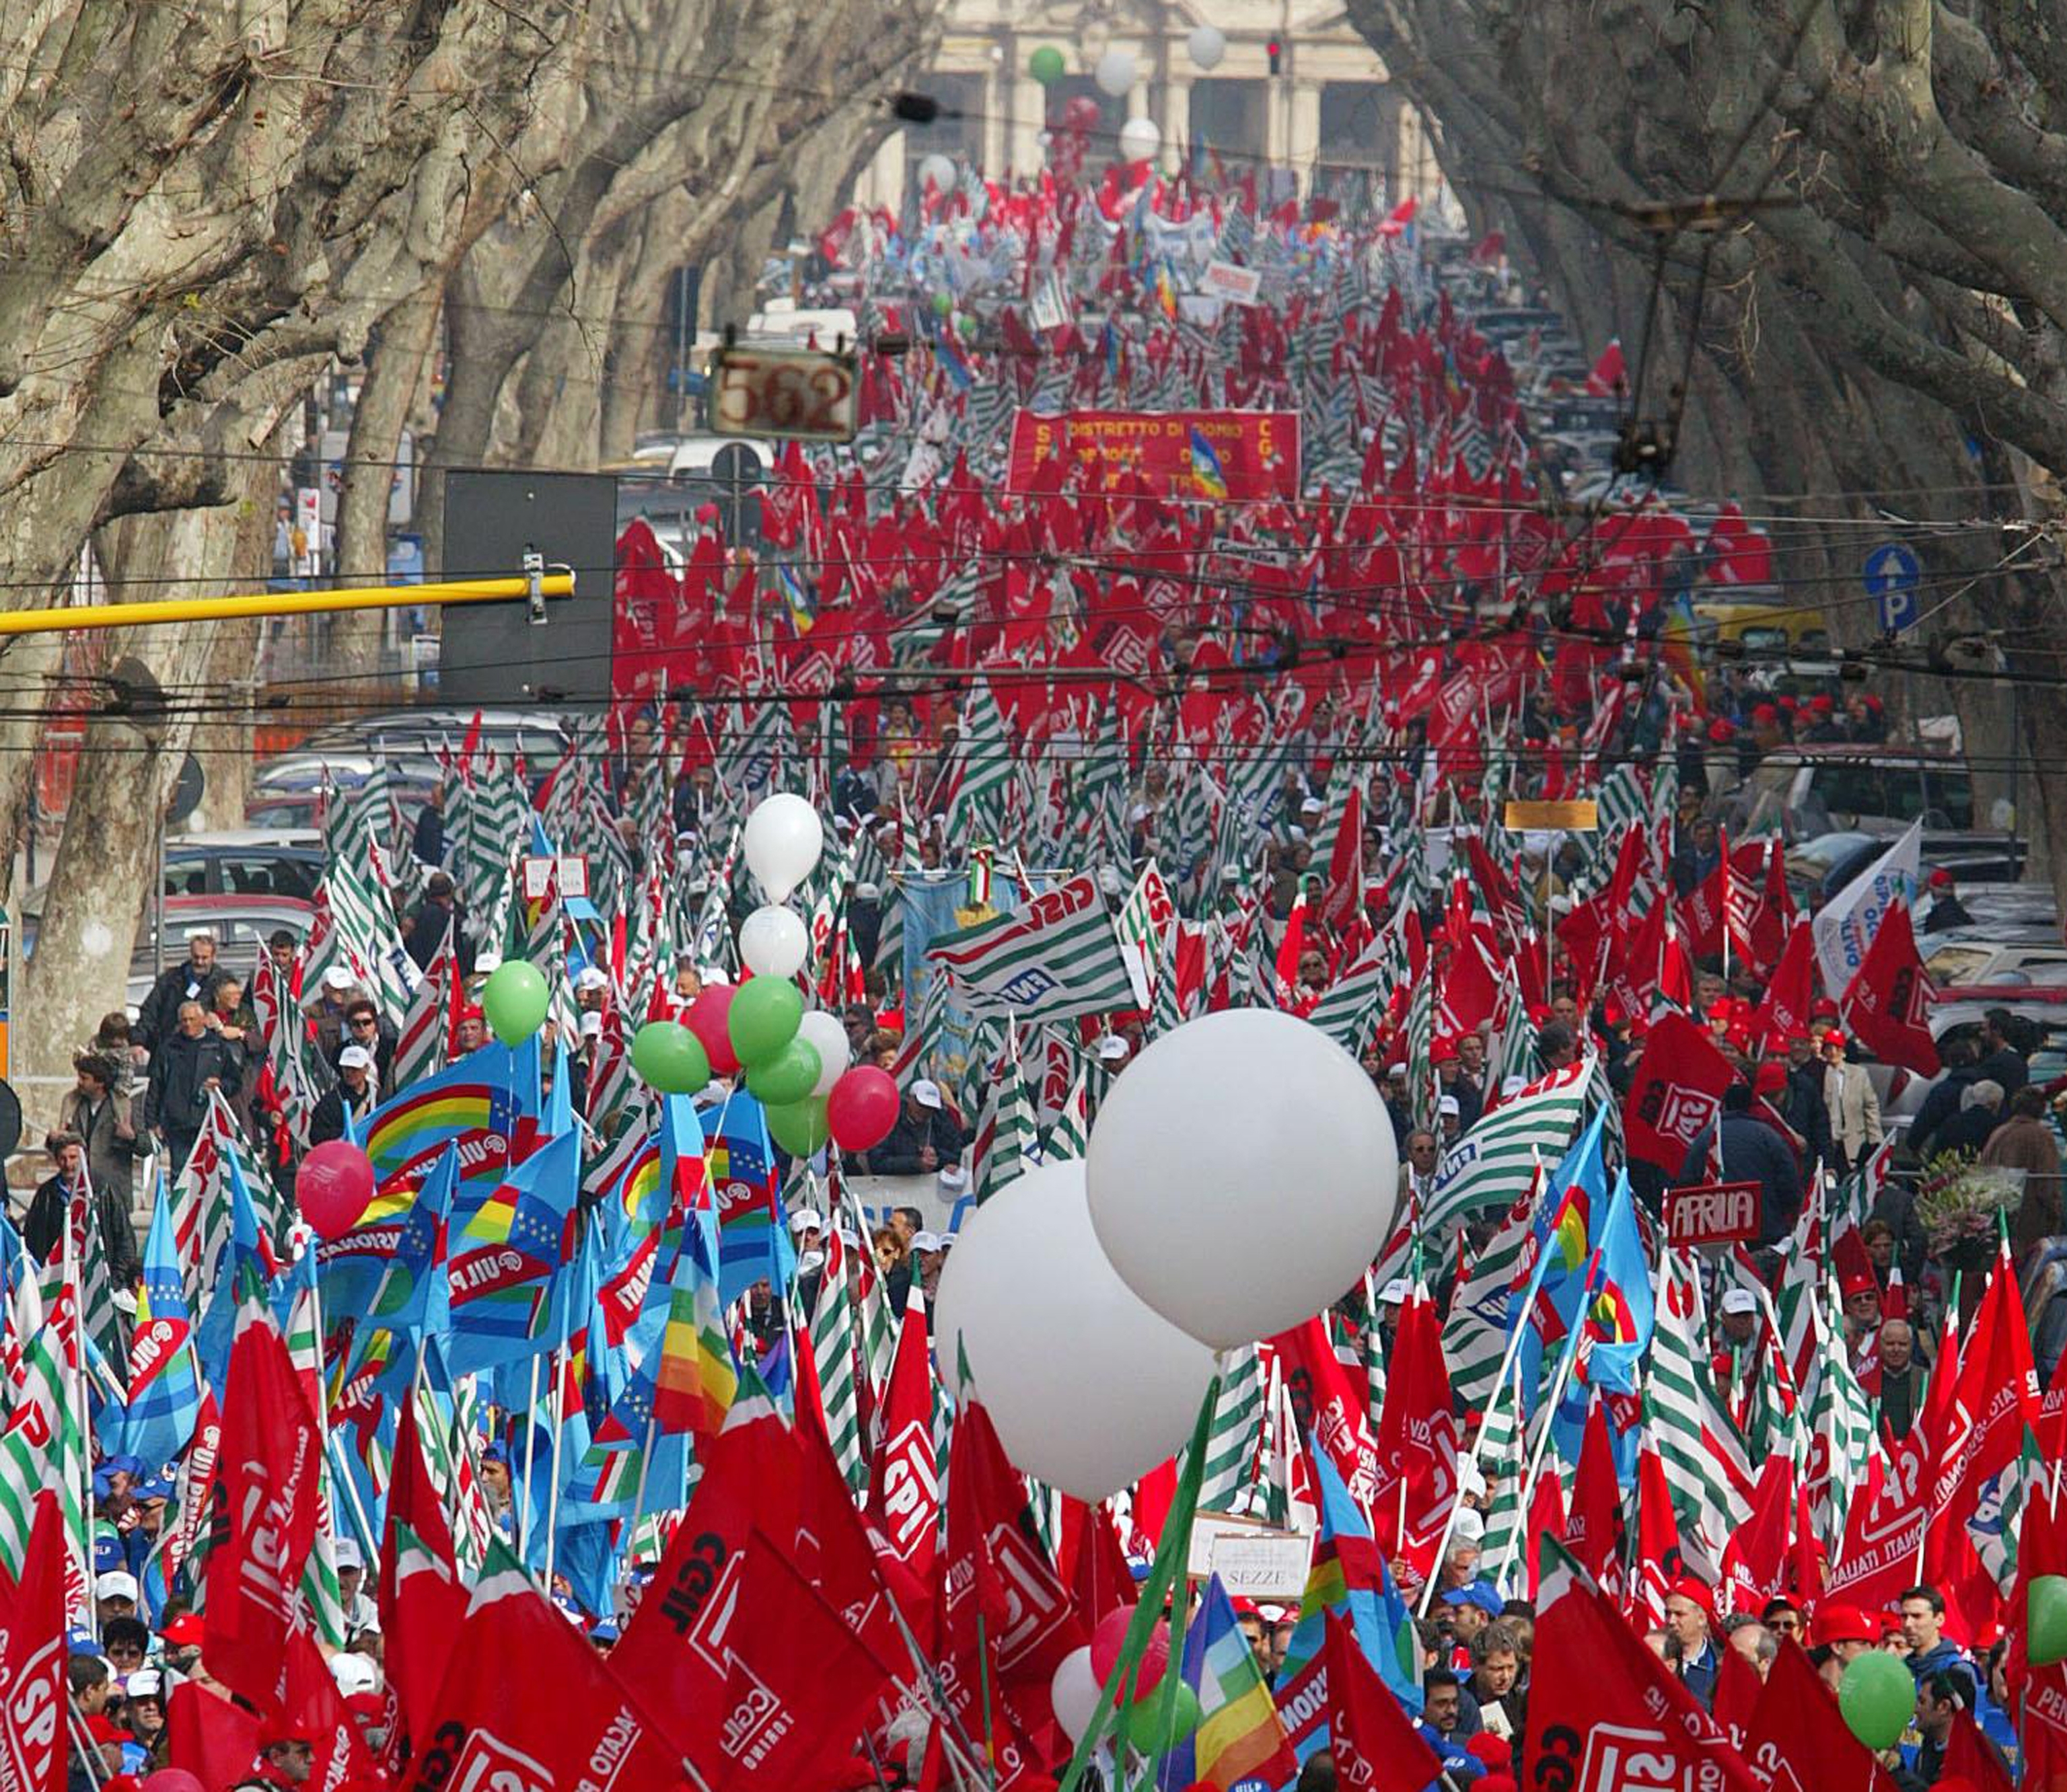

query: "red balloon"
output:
297 1140 376 1240
1089 1606 1168 1696
686 985 741 1076
826 1066 900 1151
1062 94 1101 133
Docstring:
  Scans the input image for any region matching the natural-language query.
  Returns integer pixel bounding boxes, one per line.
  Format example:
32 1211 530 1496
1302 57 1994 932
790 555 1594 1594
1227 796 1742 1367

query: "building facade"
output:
855 0 1449 211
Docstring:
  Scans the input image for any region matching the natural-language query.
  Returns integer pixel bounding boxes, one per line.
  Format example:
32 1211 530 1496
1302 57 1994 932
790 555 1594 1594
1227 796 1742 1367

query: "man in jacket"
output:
58 1051 139 1215
309 1045 378 1148
1679 1082 1803 1247
330 999 397 1093
133 931 229 1053
1820 1031 1883 1174
1978 1084 2064 1258
22 1132 139 1290
143 1000 241 1175
864 1080 969 1175
404 871 476 977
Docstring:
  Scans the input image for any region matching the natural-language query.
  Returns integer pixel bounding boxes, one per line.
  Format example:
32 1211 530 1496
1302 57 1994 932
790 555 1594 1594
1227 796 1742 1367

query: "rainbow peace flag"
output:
1189 426 1229 500
1162 1575 1297 1791
362 1045 522 1197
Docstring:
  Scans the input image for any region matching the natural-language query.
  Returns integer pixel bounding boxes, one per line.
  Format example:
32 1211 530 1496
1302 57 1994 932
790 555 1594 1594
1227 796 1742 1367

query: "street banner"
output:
1007 410 1301 502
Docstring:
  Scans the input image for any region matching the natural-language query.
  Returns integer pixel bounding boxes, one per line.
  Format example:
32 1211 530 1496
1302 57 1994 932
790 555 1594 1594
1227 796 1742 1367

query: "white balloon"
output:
1093 48 1136 97
738 903 807 979
1118 116 1161 165
741 793 823 905
933 1160 1215 1502
1187 25 1227 70
1086 1010 1399 1349
797 1009 850 1096
1050 1647 1101 1745
917 152 957 193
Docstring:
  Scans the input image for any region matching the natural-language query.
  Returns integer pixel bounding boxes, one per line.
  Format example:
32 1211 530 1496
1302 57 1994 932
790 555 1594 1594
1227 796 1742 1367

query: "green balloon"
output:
728 975 804 1068
630 1020 710 1094
1029 44 1066 85
765 1094 830 1156
1122 1682 1200 1752
931 289 954 318
746 1039 822 1107
1838 1649 1914 1751
2031 1575 2067 1667
481 961 549 1046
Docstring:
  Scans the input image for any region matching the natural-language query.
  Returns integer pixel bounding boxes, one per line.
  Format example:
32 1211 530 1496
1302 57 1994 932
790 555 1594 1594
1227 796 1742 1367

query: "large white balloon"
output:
796 1009 850 1096
1093 48 1136 96
738 903 807 979
1118 116 1161 165
917 152 957 194
1086 1010 1399 1349
1050 1647 1101 1745
741 794 823 904
1187 24 1227 70
933 1160 1215 1501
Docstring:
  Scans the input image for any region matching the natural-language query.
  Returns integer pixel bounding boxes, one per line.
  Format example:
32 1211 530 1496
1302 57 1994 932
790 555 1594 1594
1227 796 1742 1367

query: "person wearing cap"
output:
26 1129 140 1293
95 1569 140 1627
157 1612 204 1677
1710 1287 1761 1392
1820 1031 1882 1175
332 1538 379 1639
257 1716 315 1785
1921 866 1975 934
143 999 242 1176
910 1230 951 1303
1759 1596 1805 1647
304 965 363 1061
134 928 230 1053
308 1042 379 1150
331 997 396 1092
1374 1277 1409 1355
572 963 612 1014
1663 1577 1721 1709
454 1004 488 1055
1809 1603 1877 1666
864 1079 970 1178
123 1668 168 1762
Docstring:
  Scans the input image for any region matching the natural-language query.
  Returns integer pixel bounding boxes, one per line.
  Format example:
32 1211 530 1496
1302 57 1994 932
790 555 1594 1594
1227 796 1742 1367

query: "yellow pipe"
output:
0 572 576 637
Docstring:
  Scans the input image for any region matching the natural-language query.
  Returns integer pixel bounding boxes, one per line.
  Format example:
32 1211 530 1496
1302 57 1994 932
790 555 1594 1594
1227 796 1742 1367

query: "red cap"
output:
1929 867 1954 888
1751 704 1778 723
1823 1030 1847 1050
159 1614 203 1647
1467 1735 1514 1768
1707 719 1735 744
344 1692 386 1721
1811 999 1840 1020
85 1716 122 1744
1811 1603 1876 1647
1753 1061 1788 1098
1666 1575 1716 1624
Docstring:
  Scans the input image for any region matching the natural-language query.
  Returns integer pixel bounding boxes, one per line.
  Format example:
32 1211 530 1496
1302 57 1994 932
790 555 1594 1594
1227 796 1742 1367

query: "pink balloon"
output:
826 1066 900 1152
297 1139 376 1240
1089 1605 1168 1696
687 985 741 1076
143 1772 208 1792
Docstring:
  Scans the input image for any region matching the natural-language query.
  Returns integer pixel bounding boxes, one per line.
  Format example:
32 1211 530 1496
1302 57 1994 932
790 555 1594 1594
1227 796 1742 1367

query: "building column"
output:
1289 81 1322 194
1012 76 1048 174
1165 77 1193 179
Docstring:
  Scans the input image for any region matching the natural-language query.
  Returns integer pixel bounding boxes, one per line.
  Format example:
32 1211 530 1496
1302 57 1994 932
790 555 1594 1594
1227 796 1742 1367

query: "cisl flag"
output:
1623 1012 1736 1173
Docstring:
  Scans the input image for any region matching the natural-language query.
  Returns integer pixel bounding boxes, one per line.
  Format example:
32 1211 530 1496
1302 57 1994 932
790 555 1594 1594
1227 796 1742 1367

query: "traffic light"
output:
1267 38 1282 75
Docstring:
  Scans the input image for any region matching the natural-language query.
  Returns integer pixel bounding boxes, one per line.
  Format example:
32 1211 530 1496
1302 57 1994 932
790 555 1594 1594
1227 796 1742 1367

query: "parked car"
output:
161 830 325 901
129 894 316 998
1783 829 2028 909
1922 930 2067 989
1727 744 1976 837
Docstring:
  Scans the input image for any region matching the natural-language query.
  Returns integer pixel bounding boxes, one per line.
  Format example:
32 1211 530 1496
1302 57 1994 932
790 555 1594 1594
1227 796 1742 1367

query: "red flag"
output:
1945 1707 2017 1792
1749 916 1815 1047
1631 1438 1683 1630
0 1493 66 1792
1841 901 1938 1076
614 1388 801 1754
1526 1466 1566 1602
168 1680 262 1792
870 1292 941 1590
1058 1497 1135 1628
1711 1645 1762 1753
1525 1543 1757 1792
1743 1639 1894 1792
286 1626 376 1791
1323 1611 1443 1792
399 1554 682 1792
1270 1316 1381 1511
1369 1287 1457 1583
377 1390 468 1757
1585 340 1626 396
1563 1396 1624 1595
1624 1012 1737 1173
203 1313 322 1715
1827 1409 1932 1612
1720 1455 1795 1618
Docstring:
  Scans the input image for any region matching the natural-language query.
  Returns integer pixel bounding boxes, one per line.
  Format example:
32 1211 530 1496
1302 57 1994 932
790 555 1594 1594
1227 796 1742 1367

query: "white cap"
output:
797 1249 827 1275
1127 802 1152 825
95 1571 138 1602
1378 1279 1410 1305
1437 1094 1461 1117
1095 1034 1131 1062
1458 1458 1488 1499
1386 1062 1408 1078
1500 1075 1527 1097
574 966 609 992
1301 796 1324 815
333 1538 364 1571
126 1670 163 1699
329 1652 380 1700
1286 825 1309 845
788 1208 824 1234
856 882 881 901
578 1010 604 1037
937 1164 969 1195
912 1230 944 1253
1451 1507 1486 1546
1097 866 1124 896
1719 1288 1759 1316
912 1079 943 1110
322 967 355 990
338 1044 375 1071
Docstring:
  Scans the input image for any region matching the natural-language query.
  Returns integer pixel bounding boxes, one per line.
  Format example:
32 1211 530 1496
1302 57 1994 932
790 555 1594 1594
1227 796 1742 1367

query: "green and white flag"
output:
1439 1166 1543 1412
927 873 1136 1024
1644 1246 1754 1577
1422 1061 1588 1235
809 1225 868 1495
1114 862 1173 1009
0 1278 89 1616
1198 1344 1266 1515
1042 1069 1090 1162
1474 1370 1528 1594
945 676 1015 846
1808 1276 1877 1553
1306 931 1393 1057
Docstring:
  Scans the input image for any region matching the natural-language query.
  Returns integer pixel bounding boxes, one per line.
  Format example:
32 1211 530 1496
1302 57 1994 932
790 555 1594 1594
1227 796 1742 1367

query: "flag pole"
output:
61 1177 96 1641
1417 1285 1533 1616
299 1240 379 1561
1513 1320 1584 1531
519 1351 542 1562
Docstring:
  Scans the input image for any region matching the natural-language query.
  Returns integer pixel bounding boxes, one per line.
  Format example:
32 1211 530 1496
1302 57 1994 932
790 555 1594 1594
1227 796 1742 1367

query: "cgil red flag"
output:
1323 1611 1443 1792
1369 1286 1457 1584
869 1290 941 1593
1624 1012 1737 1173
167 1680 262 1792
1270 1316 1382 1511
1742 1638 1895 1792
1749 916 1816 1048
203 1312 322 1716
377 1388 468 1760
1 1493 66 1792
1720 1454 1795 1618
1841 900 1938 1076
1563 1396 1624 1596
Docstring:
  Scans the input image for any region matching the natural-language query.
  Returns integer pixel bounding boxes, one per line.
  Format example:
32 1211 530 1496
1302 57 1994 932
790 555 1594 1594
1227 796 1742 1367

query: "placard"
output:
1186 1511 1311 1598
1664 1179 1763 1248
